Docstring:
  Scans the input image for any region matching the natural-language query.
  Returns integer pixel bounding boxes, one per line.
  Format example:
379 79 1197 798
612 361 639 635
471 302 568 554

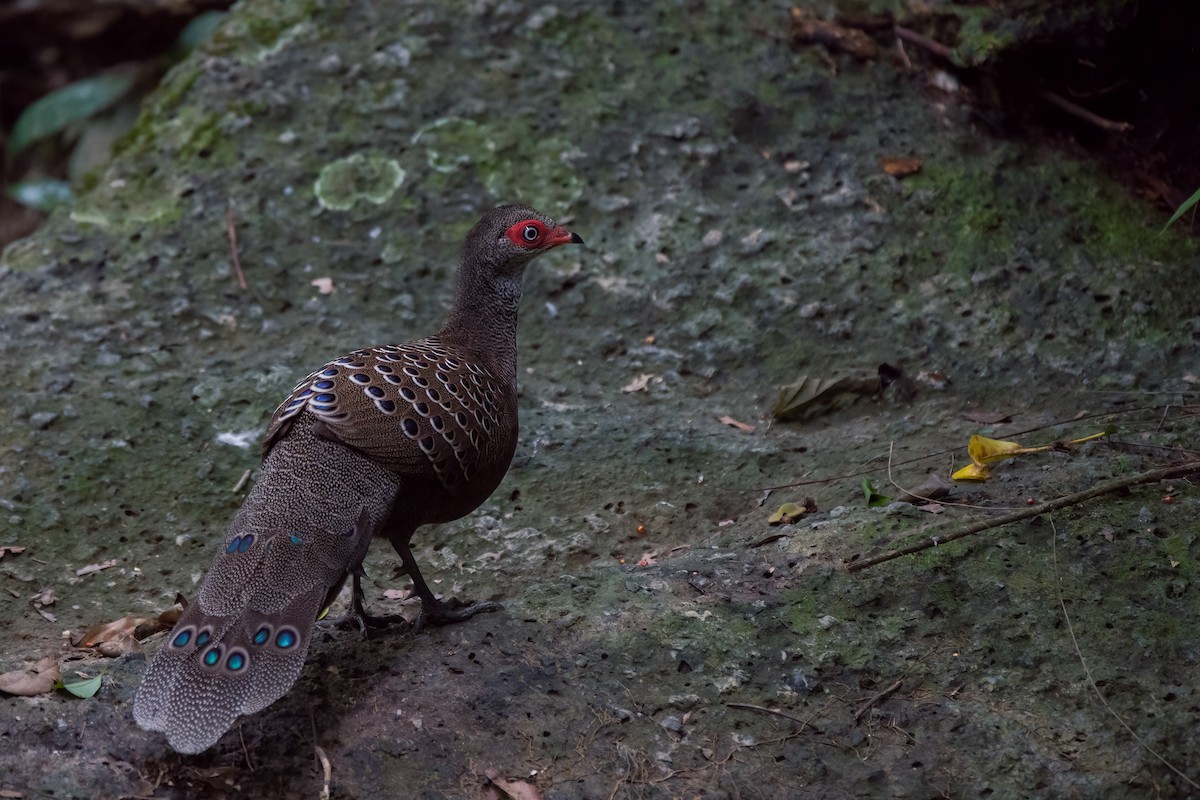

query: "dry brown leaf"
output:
880 156 923 177
772 374 878 422
0 789 25 798
76 615 150 648
960 408 1013 424
484 770 544 800
381 588 413 601
0 657 60 696
717 415 756 433
0 545 26 560
621 373 659 393
75 559 118 577
98 636 142 657
897 473 955 503
789 8 878 59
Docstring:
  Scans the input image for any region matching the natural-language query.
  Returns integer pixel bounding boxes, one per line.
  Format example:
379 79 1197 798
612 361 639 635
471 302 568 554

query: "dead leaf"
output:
0 657 60 696
622 373 660 393
772 374 878 421
789 8 878 59
897 472 955 503
76 615 149 648
880 156 923 177
75 559 118 577
484 770 544 800
917 503 946 514
0 545 26 560
718 415 756 433
960 408 1013 424
133 606 182 640
0 789 25 798
311 276 336 295
381 588 413 601
30 587 57 622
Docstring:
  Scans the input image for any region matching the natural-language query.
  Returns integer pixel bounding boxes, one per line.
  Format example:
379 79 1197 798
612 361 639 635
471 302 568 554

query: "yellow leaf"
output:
967 434 1024 465
952 462 991 481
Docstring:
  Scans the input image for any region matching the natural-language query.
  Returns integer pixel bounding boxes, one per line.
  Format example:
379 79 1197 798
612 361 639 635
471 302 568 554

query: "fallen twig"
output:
1040 90 1132 133
847 460 1200 572
725 702 814 731
226 207 248 290
894 26 954 61
853 678 903 722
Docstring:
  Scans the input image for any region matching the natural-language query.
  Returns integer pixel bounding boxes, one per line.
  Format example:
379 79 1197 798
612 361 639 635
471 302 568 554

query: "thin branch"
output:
853 678 903 722
1040 90 1133 133
847 461 1200 572
726 702 815 731
894 26 955 61
226 207 248 290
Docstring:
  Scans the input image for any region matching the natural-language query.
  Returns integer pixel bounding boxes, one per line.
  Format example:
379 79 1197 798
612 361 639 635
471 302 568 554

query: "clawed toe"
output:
416 598 504 632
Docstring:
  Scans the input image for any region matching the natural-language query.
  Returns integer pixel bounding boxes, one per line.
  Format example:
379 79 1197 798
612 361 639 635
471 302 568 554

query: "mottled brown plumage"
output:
133 205 582 754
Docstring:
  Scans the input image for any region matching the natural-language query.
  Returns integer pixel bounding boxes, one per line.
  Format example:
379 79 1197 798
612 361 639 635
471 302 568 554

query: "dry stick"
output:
726 702 815 731
853 678 903 722
1040 90 1133 133
894 25 954 60
847 461 1200 573
1050 520 1200 790
226 207 248 290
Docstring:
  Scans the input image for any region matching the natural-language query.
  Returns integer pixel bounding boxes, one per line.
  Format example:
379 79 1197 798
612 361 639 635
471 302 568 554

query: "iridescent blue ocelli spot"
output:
315 380 334 390
290 533 303 544
366 386 385 399
375 364 393 374
195 630 211 648
315 393 335 403
296 388 313 398
171 629 192 647
276 629 297 649
253 626 271 645
321 368 338 377
237 534 254 553
377 400 396 413
351 374 370 384
203 648 221 667
227 652 246 671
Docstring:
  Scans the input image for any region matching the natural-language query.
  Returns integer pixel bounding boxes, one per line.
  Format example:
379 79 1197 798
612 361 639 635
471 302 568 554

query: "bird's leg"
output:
391 536 503 631
320 565 409 633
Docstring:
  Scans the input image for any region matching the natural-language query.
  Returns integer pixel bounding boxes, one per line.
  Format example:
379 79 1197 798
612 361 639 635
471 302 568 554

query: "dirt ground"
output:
1 1 1198 798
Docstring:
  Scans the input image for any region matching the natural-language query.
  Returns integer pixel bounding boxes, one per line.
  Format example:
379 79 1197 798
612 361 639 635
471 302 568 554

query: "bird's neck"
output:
439 267 523 385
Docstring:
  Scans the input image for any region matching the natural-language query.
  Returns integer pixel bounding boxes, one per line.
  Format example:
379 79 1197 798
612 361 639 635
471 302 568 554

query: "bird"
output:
133 204 583 754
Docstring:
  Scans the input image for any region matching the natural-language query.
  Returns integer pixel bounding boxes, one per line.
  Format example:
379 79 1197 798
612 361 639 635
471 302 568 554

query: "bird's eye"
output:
522 225 540 242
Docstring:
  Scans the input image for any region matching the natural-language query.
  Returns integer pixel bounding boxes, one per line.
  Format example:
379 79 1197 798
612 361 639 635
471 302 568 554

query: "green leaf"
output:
7 178 74 211
1161 185 1200 234
178 11 227 52
861 478 891 508
60 674 102 699
8 73 135 157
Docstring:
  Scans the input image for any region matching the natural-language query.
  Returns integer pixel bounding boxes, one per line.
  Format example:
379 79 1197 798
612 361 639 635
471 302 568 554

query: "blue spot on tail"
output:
253 627 270 645
203 648 220 667
276 629 297 649
290 533 303 544
195 630 211 648
227 652 246 671
237 534 254 553
226 537 240 554
171 630 191 648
